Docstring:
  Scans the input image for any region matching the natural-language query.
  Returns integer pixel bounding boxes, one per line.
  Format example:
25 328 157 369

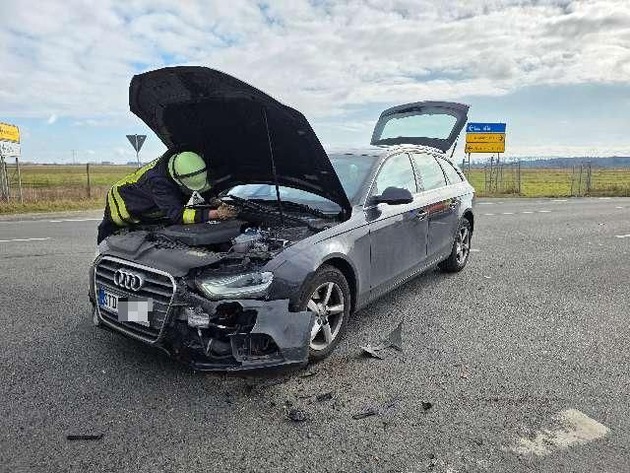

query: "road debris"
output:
316 391 333 402
352 407 379 420
421 401 433 411
352 398 400 420
246 377 288 394
360 320 404 358
360 344 385 359
287 408 308 422
383 321 403 351
66 434 103 441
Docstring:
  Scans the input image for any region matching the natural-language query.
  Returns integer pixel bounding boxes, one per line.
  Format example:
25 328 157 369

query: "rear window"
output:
378 113 457 141
438 158 464 184
411 153 447 191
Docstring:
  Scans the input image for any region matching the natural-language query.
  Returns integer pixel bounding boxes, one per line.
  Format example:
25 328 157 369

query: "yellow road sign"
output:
0 123 20 143
465 133 505 143
465 142 505 153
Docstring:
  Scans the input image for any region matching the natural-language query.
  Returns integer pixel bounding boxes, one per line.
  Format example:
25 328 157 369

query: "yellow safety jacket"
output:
105 157 211 228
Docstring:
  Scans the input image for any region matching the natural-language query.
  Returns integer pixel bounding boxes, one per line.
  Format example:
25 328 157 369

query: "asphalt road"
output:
1 198 629 472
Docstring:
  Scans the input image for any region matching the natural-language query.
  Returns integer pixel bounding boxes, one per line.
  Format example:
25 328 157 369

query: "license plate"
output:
97 287 119 314
97 287 152 327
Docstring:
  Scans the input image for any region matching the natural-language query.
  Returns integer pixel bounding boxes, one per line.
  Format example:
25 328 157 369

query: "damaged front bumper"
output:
91 256 314 371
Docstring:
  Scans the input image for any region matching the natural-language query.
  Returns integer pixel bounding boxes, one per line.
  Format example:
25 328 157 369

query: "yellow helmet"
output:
167 151 211 193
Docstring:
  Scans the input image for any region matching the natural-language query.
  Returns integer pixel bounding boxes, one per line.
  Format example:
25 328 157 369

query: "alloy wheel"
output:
455 226 471 265
307 282 345 351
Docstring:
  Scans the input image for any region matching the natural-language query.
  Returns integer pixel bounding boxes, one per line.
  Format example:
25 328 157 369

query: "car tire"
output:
438 218 472 273
298 265 351 362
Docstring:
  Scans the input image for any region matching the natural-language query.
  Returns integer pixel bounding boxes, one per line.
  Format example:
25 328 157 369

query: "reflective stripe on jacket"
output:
105 156 211 227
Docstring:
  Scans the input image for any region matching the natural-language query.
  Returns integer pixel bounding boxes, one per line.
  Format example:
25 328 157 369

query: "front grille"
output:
94 256 176 342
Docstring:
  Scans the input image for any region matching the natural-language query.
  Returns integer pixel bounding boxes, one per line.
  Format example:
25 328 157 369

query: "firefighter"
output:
97 150 237 243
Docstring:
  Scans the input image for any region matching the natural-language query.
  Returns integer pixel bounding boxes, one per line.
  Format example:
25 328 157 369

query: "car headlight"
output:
196 272 274 299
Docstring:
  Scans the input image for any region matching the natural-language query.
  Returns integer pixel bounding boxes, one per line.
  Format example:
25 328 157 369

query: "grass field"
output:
0 165 135 214
467 167 630 197
1 164 629 214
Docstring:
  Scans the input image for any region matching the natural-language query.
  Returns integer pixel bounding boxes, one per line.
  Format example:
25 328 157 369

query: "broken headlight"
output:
196 272 273 300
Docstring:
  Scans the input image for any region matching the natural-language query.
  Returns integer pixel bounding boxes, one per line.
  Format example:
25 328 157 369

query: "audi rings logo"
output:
113 269 144 291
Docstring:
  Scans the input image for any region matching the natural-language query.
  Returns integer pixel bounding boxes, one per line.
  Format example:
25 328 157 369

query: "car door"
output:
411 152 460 261
366 153 428 294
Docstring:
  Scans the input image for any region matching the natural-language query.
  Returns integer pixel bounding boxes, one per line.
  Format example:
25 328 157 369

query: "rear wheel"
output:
439 218 472 273
298 265 350 361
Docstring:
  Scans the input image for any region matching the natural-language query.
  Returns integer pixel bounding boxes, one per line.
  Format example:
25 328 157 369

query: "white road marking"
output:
0 217 101 225
0 237 51 243
47 218 101 223
470 248 481 252
502 212 514 215
553 199 568 202
599 197 612 200
615 206 624 209
615 234 630 239
538 210 552 213
478 202 495 205
522 211 534 214
483 213 495 216
511 409 609 456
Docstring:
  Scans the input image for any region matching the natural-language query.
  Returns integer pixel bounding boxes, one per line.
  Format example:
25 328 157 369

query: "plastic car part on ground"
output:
352 397 401 420
287 408 308 422
66 434 103 441
360 320 404 359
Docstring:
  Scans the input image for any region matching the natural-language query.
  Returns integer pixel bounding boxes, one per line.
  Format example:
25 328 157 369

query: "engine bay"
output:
152 219 313 257
145 201 334 269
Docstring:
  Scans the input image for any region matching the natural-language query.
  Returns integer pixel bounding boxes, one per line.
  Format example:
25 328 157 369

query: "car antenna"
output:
261 106 284 225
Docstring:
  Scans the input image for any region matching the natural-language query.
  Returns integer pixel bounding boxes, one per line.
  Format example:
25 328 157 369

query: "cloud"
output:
2 0 630 122
3 0 630 159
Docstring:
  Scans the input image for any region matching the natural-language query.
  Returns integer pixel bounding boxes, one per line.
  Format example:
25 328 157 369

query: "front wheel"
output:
438 218 472 273
298 265 351 361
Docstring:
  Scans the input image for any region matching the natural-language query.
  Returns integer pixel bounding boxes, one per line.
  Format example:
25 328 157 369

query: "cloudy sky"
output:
2 0 630 163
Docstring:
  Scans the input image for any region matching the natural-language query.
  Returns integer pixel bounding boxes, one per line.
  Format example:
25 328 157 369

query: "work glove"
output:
209 203 238 220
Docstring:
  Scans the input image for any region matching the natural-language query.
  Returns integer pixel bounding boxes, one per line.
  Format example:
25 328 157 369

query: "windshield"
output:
226 155 374 210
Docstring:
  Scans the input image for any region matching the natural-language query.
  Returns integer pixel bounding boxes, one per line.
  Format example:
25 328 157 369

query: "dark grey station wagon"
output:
89 67 475 371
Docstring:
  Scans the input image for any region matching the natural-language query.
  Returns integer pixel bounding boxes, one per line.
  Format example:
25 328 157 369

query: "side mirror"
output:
371 186 413 205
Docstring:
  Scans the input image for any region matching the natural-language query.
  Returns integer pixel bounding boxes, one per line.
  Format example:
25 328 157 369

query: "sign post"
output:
0 122 21 202
464 123 506 154
465 122 507 193
126 134 147 168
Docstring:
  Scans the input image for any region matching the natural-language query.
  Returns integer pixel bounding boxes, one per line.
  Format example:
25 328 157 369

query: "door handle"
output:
415 210 428 221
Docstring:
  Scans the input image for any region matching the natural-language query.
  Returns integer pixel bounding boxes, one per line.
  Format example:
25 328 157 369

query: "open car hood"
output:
130 67 351 216
370 101 469 152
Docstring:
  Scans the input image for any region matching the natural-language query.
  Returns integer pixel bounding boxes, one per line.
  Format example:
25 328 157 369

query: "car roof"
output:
328 144 446 161
327 147 384 158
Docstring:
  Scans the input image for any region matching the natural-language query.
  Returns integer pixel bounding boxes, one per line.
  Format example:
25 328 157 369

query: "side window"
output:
438 158 464 184
411 153 447 191
371 153 416 196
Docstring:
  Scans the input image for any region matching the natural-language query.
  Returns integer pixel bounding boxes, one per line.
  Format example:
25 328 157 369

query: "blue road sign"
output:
466 122 506 133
